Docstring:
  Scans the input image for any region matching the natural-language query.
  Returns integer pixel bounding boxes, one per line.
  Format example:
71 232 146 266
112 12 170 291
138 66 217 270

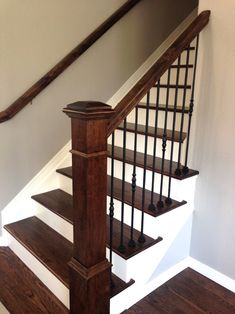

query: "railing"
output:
63 10 210 314
0 0 141 123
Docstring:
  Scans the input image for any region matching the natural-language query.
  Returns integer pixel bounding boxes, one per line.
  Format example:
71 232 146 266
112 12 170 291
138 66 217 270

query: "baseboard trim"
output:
0 235 8 246
188 257 235 293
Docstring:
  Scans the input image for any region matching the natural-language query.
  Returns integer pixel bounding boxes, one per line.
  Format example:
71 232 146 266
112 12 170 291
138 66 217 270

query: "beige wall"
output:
0 0 198 214
190 0 235 279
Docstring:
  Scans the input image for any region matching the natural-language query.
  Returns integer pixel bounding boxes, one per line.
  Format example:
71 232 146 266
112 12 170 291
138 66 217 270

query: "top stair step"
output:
117 122 187 143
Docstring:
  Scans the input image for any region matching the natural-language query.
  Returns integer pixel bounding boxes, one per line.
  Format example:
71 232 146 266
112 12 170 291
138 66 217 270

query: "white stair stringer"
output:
111 206 194 314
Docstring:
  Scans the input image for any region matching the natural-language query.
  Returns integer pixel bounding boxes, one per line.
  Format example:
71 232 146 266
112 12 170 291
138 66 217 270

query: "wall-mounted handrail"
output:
107 10 210 136
0 0 141 123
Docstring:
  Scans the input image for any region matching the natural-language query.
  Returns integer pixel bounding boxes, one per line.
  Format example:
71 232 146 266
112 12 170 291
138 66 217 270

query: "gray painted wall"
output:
0 0 198 218
190 0 235 280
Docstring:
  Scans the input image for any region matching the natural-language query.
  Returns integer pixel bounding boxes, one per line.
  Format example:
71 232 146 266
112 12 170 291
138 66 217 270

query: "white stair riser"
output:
127 107 189 131
59 165 197 205
109 130 186 162
33 192 192 284
108 159 189 200
141 87 192 111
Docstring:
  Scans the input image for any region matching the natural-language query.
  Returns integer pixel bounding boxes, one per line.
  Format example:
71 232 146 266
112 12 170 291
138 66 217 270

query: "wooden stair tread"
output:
108 145 198 180
32 190 162 259
156 84 191 89
117 122 187 143
56 168 186 217
0 247 68 314
137 103 190 113
4 217 134 297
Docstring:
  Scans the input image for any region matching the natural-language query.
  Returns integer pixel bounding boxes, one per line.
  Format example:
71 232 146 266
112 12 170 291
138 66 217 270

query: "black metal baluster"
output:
148 79 161 211
139 91 150 243
175 46 191 175
109 131 115 287
183 36 199 174
119 118 127 253
157 68 171 209
166 56 181 204
129 106 138 248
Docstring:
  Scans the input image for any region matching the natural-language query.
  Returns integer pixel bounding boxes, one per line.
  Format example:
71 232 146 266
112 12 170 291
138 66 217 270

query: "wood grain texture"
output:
32 189 162 259
108 145 198 179
64 102 114 313
56 168 186 217
117 122 187 143
124 268 235 314
0 247 68 314
108 11 211 136
0 0 141 123
137 103 190 113
4 217 134 297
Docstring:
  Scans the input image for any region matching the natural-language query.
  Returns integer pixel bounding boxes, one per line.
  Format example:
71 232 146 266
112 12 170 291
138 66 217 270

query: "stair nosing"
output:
4 217 135 296
31 189 163 260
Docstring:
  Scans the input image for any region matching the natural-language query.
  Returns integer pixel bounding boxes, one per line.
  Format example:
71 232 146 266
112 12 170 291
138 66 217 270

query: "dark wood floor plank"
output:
166 269 235 314
179 268 235 310
125 268 235 314
32 189 162 259
56 168 186 217
0 247 68 314
4 217 134 297
126 284 204 314
118 122 187 143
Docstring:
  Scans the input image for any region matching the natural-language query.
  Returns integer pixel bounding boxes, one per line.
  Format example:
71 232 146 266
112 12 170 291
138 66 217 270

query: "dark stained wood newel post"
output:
63 101 114 314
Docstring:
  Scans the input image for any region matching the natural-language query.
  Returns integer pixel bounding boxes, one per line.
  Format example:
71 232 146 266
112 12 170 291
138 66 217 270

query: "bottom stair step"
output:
4 217 134 298
0 247 68 314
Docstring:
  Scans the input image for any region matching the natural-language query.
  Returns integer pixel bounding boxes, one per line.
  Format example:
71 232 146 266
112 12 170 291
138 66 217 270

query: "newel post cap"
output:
63 101 114 119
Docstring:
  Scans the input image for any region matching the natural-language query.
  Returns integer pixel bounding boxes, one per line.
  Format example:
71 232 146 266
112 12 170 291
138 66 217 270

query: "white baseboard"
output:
111 257 189 314
188 257 235 293
0 235 8 246
0 302 9 314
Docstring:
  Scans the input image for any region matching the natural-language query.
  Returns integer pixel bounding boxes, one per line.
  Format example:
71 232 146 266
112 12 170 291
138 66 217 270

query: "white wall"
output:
0 0 198 218
190 0 235 280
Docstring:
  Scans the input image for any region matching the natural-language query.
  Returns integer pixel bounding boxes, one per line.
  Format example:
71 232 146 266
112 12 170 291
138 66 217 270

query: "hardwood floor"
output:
0 247 68 314
124 268 235 314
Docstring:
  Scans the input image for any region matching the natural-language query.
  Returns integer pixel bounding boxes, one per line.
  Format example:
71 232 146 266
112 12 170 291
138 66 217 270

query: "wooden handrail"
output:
0 0 141 123
107 10 211 136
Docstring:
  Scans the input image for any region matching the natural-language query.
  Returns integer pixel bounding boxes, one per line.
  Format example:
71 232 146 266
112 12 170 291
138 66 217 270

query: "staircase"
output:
0 10 210 314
